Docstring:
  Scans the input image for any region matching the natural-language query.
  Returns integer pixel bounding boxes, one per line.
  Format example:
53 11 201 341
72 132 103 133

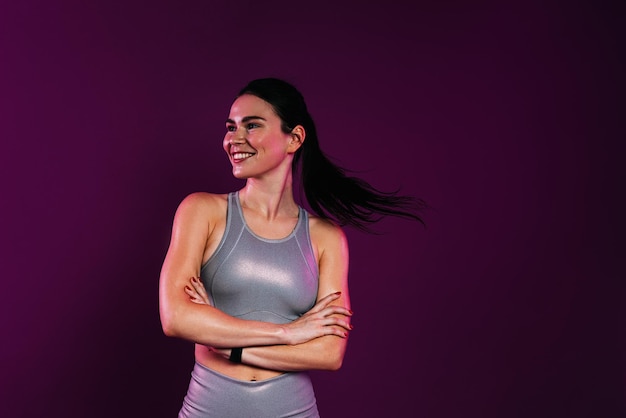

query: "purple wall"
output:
1 1 623 417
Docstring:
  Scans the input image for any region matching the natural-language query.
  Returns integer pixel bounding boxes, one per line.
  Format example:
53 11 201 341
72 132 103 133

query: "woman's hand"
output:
185 277 211 305
283 292 353 345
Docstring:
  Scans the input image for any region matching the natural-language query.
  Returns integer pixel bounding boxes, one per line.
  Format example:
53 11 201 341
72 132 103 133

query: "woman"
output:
159 78 425 417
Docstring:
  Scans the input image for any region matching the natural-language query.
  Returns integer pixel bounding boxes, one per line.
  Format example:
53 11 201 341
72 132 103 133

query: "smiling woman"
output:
223 95 300 181
159 78 427 417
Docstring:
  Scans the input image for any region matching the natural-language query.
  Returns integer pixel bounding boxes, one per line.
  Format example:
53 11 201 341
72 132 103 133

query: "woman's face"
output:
223 94 294 180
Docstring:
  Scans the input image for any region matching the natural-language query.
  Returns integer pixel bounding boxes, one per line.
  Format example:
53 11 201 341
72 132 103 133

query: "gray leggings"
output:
179 361 320 418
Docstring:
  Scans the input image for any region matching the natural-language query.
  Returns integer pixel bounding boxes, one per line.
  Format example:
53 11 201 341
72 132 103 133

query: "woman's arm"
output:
159 193 285 347
198 220 353 371
159 193 350 348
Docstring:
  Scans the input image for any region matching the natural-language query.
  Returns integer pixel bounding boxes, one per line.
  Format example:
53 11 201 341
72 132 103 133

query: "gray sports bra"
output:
200 192 319 324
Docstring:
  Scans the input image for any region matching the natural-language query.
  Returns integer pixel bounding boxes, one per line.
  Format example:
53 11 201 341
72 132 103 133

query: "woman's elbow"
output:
318 344 346 371
324 356 344 371
161 321 177 338
160 307 183 338
160 319 176 338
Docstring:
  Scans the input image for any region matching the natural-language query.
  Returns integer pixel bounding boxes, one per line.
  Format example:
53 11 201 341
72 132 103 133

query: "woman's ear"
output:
288 125 306 153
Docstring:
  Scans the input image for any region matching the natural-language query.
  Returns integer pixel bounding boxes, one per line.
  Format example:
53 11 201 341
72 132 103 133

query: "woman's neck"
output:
239 174 298 220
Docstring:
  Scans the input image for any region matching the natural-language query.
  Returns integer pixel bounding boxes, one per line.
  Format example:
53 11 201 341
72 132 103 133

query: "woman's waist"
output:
194 344 284 382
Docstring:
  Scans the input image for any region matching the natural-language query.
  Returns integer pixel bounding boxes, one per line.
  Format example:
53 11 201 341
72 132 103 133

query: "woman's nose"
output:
230 128 246 144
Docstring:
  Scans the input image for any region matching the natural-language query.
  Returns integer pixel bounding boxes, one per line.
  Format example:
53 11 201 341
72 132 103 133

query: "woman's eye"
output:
226 125 236 132
246 123 259 130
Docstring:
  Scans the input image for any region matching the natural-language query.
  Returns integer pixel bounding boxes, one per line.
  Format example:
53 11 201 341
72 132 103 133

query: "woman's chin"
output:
231 169 250 180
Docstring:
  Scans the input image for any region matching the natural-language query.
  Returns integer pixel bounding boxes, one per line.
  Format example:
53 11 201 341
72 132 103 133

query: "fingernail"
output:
348 310 353 315
334 291 342 295
349 324 354 330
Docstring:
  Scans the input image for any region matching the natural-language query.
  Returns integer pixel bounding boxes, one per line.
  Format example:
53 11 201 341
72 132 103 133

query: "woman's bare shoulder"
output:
175 192 229 220
308 214 348 248
180 191 227 206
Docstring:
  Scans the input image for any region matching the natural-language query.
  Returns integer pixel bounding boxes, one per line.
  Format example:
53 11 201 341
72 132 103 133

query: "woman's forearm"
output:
161 282 351 350
240 335 349 372
160 296 289 348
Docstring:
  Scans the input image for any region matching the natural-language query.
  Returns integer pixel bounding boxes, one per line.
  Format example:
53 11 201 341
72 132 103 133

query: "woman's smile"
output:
231 152 256 162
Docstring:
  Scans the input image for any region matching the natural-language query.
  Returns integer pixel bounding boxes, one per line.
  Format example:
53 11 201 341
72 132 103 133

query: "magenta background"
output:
1 1 624 417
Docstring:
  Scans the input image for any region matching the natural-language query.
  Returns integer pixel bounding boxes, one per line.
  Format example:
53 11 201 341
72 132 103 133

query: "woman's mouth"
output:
232 152 255 162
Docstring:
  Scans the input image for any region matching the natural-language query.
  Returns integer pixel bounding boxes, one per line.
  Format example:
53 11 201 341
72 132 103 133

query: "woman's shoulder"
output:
180 191 228 205
175 192 229 219
308 214 348 248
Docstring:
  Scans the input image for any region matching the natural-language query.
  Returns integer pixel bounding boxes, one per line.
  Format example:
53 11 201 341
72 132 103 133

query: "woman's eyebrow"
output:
225 116 267 124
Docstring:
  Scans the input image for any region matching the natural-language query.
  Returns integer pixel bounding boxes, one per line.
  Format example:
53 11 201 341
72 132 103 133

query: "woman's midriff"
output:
194 344 284 382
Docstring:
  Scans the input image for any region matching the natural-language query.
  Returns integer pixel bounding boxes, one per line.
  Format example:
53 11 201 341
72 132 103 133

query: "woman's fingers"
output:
184 285 204 304
323 304 353 318
190 276 208 297
284 295 354 344
306 303 352 322
185 277 211 305
323 316 353 330
306 291 344 314
318 314 353 336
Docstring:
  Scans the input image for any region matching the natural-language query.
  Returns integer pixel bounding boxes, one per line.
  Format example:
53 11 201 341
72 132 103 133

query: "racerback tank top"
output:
200 192 319 324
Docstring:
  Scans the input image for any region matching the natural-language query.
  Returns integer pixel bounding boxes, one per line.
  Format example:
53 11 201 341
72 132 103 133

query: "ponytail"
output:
237 78 427 232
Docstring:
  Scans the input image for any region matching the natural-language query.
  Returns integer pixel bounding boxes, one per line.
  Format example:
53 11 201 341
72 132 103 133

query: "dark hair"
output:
237 78 427 232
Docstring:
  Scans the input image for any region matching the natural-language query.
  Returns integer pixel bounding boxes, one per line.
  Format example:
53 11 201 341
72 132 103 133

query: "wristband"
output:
229 347 243 363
